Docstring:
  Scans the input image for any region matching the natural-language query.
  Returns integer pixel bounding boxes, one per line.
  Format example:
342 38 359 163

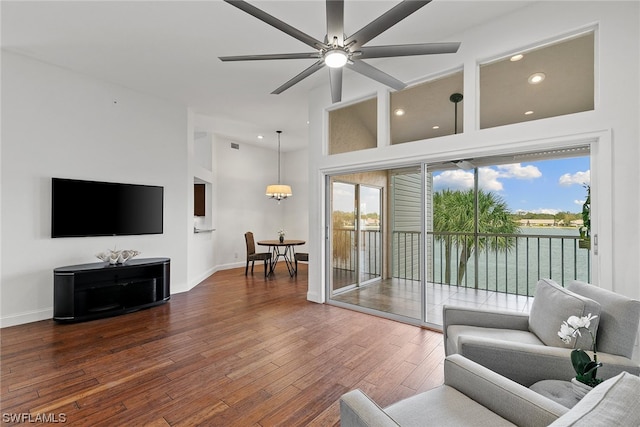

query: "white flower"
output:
558 314 598 344
567 315 581 329
558 322 576 344
568 313 597 329
558 313 601 384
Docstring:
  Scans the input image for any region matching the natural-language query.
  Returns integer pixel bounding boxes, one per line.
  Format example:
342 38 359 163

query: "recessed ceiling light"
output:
510 54 524 62
257 135 264 139
528 72 546 84
394 108 405 116
432 125 440 129
524 111 534 115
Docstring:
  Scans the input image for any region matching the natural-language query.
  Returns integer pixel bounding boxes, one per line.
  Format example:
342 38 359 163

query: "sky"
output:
433 156 590 214
333 156 590 215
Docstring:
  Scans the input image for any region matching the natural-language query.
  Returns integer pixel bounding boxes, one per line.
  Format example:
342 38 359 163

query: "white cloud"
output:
497 163 542 179
478 168 504 191
574 199 585 205
517 207 562 215
434 163 540 192
433 169 474 190
559 170 590 186
530 208 560 215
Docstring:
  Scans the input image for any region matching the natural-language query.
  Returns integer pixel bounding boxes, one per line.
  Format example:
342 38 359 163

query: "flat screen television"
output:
52 178 164 238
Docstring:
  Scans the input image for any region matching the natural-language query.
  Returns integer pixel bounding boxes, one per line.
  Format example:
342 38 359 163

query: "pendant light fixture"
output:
265 130 292 203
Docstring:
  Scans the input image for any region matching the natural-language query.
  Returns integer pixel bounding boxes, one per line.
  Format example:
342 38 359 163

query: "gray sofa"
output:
340 354 640 427
443 279 640 386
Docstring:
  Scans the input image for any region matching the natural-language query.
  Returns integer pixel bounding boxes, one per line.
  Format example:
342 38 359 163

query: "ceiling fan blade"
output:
326 0 345 46
272 60 325 94
347 59 406 91
220 52 321 61
345 0 431 50
329 67 343 103
224 0 327 50
358 42 460 59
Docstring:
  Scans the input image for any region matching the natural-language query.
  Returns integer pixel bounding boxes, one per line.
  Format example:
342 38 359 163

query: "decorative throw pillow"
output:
528 279 601 349
568 280 640 358
549 372 640 426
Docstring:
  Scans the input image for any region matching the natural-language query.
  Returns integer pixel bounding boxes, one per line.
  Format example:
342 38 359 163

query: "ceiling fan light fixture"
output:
221 0 460 102
324 49 348 68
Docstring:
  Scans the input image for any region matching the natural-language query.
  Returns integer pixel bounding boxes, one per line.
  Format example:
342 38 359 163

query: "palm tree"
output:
332 210 354 265
433 189 520 285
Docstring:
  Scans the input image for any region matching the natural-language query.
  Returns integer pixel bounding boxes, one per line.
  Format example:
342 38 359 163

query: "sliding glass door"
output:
326 148 592 327
329 178 382 295
328 170 425 322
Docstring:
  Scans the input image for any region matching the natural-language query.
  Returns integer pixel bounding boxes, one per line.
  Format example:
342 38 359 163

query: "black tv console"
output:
54 257 170 322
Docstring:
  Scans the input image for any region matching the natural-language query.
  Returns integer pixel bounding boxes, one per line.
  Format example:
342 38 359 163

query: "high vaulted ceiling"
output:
2 1 542 151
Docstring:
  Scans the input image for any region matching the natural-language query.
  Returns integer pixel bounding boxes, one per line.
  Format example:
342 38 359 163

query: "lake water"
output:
428 227 590 296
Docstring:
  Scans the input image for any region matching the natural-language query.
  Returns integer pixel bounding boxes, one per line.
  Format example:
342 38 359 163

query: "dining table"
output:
257 239 305 277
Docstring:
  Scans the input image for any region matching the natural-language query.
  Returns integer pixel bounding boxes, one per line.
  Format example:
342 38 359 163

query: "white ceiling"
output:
1 1 538 151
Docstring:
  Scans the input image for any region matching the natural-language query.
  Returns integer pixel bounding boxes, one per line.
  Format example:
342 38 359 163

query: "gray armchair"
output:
340 354 640 426
443 279 640 387
341 354 568 427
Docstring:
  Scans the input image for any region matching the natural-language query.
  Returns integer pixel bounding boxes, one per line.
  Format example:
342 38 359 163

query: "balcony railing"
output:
334 228 591 296
398 230 591 296
332 228 381 276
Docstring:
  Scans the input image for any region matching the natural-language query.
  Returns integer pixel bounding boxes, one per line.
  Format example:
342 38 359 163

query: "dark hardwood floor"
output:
0 264 444 426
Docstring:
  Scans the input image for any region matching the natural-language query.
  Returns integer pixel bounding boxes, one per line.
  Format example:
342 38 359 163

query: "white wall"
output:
212 135 309 269
308 2 640 305
188 117 218 288
1 52 192 326
282 148 310 254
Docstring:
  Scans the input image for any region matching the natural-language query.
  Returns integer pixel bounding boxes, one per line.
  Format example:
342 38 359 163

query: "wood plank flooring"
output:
1 264 444 426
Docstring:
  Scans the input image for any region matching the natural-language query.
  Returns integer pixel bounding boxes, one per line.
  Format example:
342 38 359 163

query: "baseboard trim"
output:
216 261 245 271
188 266 218 290
306 290 324 304
1 308 53 328
1 261 293 327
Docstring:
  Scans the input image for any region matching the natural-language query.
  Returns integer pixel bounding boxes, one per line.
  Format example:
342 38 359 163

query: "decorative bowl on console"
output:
96 249 140 265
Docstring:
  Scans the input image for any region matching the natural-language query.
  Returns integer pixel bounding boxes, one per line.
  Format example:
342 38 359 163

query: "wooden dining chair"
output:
245 231 271 276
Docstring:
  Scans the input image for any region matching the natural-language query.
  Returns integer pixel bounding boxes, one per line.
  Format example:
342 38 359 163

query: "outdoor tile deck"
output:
331 278 534 327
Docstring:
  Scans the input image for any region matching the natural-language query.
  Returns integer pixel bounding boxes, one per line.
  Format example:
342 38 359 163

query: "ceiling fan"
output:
219 0 460 103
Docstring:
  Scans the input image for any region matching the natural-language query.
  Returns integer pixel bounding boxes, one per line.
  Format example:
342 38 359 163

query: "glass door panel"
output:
331 181 357 293
427 154 591 293
329 171 423 322
358 185 382 284
329 179 383 295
